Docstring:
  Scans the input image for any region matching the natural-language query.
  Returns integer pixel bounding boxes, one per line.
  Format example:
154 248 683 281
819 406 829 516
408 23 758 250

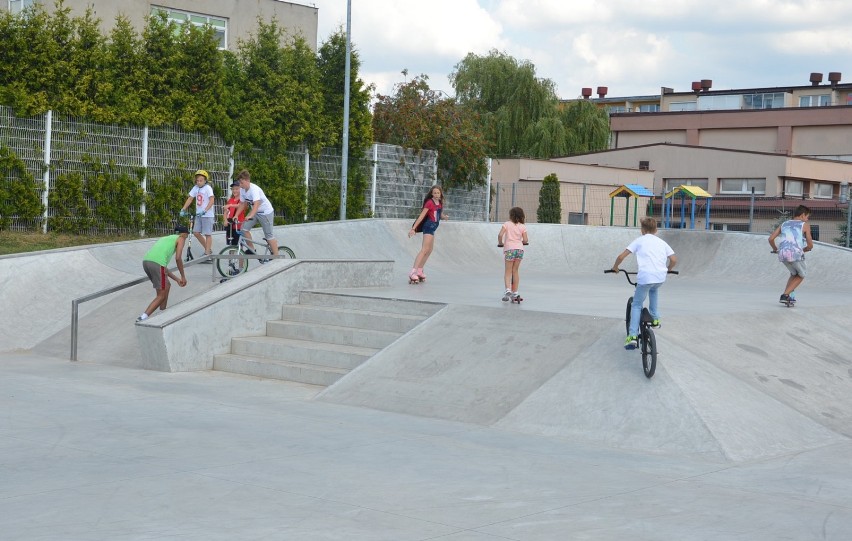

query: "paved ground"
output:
2 220 852 540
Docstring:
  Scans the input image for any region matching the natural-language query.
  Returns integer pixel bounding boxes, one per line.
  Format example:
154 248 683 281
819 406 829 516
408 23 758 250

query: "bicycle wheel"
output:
217 246 248 278
279 245 296 258
641 327 657 378
625 297 633 336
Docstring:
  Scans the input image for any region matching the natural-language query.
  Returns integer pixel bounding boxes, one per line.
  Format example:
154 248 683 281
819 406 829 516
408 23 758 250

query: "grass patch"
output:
0 231 145 256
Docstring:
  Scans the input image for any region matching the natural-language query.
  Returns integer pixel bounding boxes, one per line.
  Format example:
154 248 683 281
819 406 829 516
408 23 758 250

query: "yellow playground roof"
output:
664 185 712 199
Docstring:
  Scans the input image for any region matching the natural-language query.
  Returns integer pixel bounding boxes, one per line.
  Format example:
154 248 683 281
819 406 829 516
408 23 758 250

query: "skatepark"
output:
2 219 852 540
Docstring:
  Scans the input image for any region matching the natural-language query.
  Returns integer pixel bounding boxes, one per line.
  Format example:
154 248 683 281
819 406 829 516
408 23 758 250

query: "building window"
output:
743 92 786 109
9 0 35 14
637 104 660 112
664 178 708 192
784 180 803 196
799 95 831 107
151 7 227 49
669 101 697 111
813 182 833 199
697 94 741 111
606 105 627 114
719 178 766 194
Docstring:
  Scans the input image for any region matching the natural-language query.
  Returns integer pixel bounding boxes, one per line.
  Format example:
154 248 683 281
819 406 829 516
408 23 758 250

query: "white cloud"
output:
312 0 852 100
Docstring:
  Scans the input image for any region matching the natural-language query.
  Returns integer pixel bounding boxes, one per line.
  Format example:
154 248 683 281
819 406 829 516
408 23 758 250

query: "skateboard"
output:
511 294 523 304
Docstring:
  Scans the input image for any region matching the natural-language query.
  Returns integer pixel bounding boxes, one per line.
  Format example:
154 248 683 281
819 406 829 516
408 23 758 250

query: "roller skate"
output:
502 289 512 302
408 269 422 285
416 268 426 283
511 292 523 304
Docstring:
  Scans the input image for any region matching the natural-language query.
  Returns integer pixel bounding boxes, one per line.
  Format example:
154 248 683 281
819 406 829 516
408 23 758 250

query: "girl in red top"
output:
407 185 446 283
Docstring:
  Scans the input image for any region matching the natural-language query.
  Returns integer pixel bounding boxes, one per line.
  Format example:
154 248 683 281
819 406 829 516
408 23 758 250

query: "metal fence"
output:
491 182 848 245
3 107 845 243
0 107 490 235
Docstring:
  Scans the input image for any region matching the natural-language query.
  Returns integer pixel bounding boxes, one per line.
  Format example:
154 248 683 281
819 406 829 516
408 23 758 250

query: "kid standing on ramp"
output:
407 185 447 283
498 207 528 302
768 204 813 305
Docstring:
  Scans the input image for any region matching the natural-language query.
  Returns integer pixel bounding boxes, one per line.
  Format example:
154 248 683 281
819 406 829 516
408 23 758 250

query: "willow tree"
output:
450 49 610 159
451 50 560 158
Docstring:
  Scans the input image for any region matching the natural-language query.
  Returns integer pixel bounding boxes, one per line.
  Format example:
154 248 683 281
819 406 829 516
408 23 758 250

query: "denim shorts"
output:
421 220 439 235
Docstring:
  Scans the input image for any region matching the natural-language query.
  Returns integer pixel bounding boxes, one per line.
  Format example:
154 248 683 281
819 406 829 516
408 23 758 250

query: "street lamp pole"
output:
339 0 352 220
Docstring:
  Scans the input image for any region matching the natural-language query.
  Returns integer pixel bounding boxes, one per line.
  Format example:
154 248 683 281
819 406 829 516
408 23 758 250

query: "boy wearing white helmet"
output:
180 169 215 261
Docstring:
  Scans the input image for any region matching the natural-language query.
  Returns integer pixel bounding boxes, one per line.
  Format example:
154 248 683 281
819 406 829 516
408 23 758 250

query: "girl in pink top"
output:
497 207 529 301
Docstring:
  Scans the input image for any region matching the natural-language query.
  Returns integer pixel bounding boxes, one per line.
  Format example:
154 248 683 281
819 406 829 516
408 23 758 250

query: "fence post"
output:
581 183 587 221
511 182 516 208
304 146 310 222
140 125 149 236
370 143 378 216
748 187 755 232
494 182 500 222
41 110 52 234
485 157 492 222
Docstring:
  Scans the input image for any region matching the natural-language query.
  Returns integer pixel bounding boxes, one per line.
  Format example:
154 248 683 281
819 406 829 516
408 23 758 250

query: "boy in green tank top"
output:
138 225 189 322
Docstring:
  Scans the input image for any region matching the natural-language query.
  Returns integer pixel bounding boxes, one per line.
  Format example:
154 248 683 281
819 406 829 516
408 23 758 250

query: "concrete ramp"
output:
319 303 848 462
317 305 615 425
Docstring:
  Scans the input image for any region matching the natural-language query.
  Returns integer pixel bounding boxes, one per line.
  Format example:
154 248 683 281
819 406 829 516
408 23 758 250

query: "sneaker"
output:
502 290 512 301
651 319 661 329
779 294 790 304
136 314 148 322
624 335 638 350
789 292 796 303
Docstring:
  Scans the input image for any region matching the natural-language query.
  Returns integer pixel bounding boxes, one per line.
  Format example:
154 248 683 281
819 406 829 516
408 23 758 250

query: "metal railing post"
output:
748 187 755 232
41 110 52 234
71 299 79 361
485 157 492 222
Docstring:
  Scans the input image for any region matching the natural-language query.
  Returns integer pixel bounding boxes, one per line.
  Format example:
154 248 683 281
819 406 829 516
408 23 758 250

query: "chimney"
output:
581 87 592 99
691 81 702 94
700 79 713 92
810 72 823 86
596 86 608 98
829 72 842 86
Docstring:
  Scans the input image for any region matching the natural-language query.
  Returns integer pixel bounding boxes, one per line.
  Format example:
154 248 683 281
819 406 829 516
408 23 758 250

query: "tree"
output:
316 28 374 219
372 74 488 190
450 49 610 159
537 173 561 223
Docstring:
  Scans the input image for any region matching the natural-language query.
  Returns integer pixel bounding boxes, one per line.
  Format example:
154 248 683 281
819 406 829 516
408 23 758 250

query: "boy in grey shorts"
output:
235 169 279 257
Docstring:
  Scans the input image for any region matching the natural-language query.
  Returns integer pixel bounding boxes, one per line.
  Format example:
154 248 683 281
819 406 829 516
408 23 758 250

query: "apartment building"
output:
4 0 318 51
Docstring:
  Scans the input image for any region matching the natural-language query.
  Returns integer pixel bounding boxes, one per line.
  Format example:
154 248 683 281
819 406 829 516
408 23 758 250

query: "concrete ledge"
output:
134 259 393 372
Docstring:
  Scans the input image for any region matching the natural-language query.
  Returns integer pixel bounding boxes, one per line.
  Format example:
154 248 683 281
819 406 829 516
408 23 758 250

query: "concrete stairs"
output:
213 292 443 385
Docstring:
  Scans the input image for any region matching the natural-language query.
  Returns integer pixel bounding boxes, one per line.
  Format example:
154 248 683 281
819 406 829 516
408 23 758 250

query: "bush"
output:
537 173 561 223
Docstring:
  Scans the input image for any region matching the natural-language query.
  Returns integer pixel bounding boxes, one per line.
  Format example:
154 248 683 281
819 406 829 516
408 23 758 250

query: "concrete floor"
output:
2 220 852 540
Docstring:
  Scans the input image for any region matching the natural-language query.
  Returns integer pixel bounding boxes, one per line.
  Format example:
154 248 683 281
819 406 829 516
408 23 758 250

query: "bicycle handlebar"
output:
604 268 679 286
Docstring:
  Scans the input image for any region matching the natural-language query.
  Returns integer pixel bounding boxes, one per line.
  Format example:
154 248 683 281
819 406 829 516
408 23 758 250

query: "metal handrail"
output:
70 257 206 361
70 253 294 361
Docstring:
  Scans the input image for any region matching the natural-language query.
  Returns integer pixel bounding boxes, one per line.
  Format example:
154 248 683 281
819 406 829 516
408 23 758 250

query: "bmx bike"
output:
217 226 296 279
604 268 678 378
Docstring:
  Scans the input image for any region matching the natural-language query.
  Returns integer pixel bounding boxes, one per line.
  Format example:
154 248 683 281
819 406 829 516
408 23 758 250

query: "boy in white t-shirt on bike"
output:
611 217 678 350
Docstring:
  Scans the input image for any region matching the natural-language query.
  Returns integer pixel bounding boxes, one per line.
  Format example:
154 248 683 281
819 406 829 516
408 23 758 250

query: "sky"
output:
309 0 852 100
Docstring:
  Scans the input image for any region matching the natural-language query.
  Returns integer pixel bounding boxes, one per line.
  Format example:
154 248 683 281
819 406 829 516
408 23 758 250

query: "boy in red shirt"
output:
221 181 245 246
